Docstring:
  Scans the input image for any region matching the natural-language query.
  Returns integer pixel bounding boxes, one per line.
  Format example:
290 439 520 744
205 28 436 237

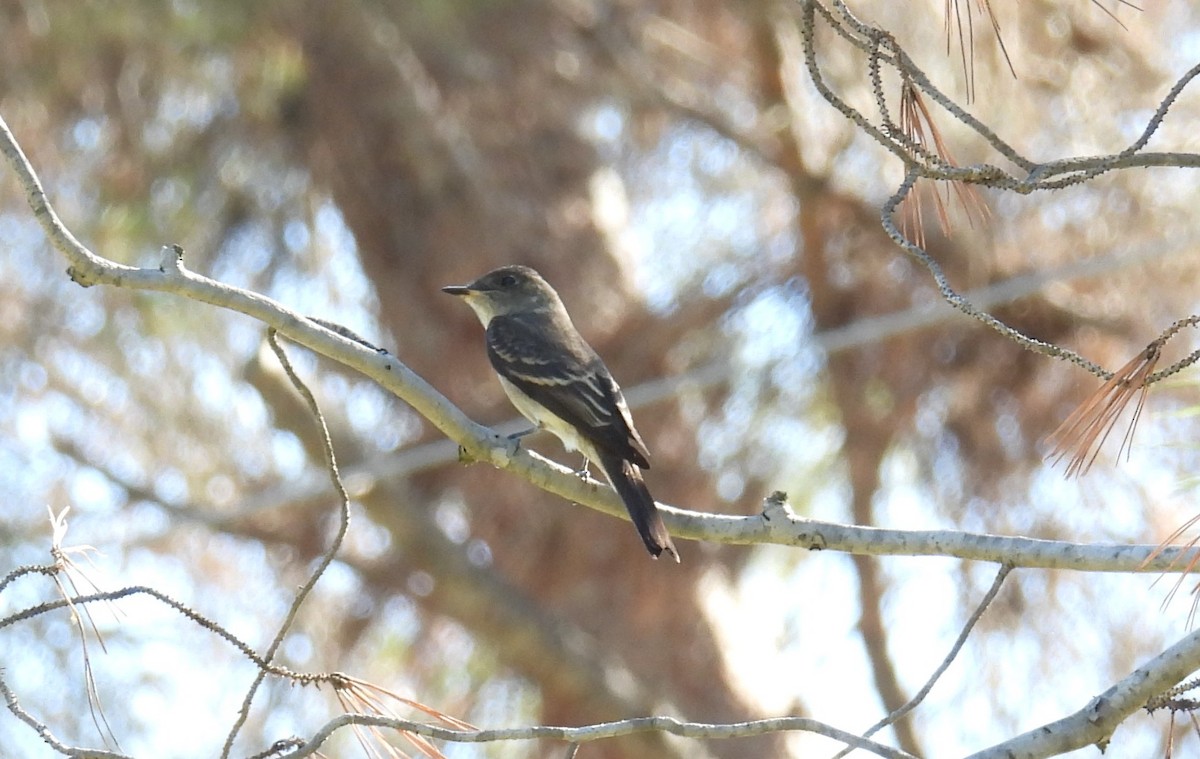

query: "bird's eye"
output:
499 274 517 287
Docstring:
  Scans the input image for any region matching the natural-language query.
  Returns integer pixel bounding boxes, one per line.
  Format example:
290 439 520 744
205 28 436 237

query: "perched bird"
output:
443 265 679 562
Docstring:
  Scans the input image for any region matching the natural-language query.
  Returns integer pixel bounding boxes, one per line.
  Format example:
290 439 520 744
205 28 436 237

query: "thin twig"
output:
799 0 1200 388
1 586 278 670
220 329 353 758
832 564 1014 758
0 562 59 595
280 713 916 759
880 169 1110 377
0 670 132 759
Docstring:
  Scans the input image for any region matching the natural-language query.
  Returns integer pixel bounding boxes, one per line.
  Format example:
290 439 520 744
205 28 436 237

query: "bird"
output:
442 264 679 562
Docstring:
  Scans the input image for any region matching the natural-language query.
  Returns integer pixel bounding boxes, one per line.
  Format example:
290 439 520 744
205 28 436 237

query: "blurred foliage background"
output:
2 1 1200 757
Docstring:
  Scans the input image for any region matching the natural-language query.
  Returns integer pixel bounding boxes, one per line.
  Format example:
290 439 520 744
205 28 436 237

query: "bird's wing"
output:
486 313 651 468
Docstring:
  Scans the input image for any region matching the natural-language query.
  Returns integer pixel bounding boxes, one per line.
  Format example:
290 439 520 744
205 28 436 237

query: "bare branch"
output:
834 564 1014 758
968 626 1200 757
5 110 1197 572
0 110 652 557
283 712 916 759
747 492 1200 572
0 670 132 759
797 0 1200 388
0 562 59 595
220 330 353 758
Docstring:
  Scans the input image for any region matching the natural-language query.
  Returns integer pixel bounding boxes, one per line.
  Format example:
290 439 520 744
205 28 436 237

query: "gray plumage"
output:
443 265 679 561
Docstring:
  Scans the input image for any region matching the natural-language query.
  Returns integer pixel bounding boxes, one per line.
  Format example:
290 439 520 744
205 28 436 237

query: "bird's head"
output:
442 265 562 325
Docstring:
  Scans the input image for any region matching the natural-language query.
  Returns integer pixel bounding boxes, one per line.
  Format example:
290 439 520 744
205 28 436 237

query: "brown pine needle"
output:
1143 511 1200 626
1090 0 1143 32
944 0 1016 103
977 0 1016 80
1046 342 1160 478
1104 315 1200 622
898 82 990 244
329 673 474 759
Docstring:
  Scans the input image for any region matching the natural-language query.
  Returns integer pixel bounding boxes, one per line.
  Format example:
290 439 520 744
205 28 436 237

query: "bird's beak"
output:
441 284 473 296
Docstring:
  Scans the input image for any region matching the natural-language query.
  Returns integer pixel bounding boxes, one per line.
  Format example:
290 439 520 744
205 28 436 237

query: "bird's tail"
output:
597 452 680 562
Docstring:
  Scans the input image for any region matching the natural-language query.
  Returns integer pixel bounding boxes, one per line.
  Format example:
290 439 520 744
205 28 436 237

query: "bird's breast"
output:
497 375 595 458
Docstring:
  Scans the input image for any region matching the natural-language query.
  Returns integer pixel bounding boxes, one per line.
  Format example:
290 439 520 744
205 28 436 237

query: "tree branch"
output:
0 672 131 759
285 712 915 759
3 584 906 757
3 110 1198 575
968 625 1200 758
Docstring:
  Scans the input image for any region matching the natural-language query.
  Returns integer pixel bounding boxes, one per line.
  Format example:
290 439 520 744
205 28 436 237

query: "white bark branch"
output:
968 627 1200 758
290 712 915 759
1 114 1196 575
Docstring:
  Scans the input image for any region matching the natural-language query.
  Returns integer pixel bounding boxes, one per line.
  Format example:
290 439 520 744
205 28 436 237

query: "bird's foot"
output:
574 457 592 481
501 427 536 458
